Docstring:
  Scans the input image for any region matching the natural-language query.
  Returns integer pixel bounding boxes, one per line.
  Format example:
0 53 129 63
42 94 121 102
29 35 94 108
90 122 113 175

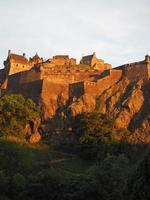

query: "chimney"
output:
23 53 26 57
8 50 11 56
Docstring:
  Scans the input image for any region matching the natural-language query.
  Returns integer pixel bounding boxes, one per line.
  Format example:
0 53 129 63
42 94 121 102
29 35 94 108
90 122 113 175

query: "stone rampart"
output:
41 79 69 118
7 79 43 103
7 70 41 91
115 61 149 81
84 69 122 97
148 63 150 79
69 82 84 99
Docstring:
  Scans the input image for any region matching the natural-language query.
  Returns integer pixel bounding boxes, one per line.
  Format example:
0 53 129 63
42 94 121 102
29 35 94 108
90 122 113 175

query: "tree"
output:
72 112 115 144
0 170 10 194
0 94 40 138
11 173 26 198
88 154 129 200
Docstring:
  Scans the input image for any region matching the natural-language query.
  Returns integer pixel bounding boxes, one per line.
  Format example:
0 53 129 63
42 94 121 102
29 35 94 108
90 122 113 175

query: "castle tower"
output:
145 55 150 63
4 51 31 75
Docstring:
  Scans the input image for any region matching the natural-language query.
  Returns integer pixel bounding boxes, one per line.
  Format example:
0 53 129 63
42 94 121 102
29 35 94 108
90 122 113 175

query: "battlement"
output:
115 55 150 81
1 52 149 120
1 51 150 113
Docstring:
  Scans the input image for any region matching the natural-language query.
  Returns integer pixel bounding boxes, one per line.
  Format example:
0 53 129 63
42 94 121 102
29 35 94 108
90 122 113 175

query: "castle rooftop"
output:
53 55 69 59
8 53 28 64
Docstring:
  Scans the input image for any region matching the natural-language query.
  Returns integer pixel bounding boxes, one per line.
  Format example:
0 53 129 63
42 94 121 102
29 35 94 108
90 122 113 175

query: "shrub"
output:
0 94 40 138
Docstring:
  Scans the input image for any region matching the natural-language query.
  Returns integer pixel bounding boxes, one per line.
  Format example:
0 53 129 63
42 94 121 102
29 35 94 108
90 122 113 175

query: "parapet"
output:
114 55 150 81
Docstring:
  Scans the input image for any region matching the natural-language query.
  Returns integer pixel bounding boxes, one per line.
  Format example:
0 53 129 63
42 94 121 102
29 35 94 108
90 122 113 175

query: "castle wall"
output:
147 63 150 79
7 70 41 90
42 73 75 83
7 79 43 103
84 69 122 97
6 70 42 101
9 62 32 75
51 57 76 66
115 61 149 81
0 69 6 84
19 70 41 84
40 70 105 83
41 79 69 119
69 69 122 99
69 82 84 99
91 54 98 66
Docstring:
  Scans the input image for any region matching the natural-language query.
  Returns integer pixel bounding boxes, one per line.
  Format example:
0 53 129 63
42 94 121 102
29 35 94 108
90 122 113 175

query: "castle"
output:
0 50 149 119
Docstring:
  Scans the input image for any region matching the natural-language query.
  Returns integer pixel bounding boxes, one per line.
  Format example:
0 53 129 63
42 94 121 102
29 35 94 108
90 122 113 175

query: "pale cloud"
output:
0 0 150 68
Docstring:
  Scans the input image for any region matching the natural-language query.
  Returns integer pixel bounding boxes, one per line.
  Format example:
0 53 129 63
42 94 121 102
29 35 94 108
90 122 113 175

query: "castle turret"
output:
145 55 150 63
23 53 26 57
8 50 11 56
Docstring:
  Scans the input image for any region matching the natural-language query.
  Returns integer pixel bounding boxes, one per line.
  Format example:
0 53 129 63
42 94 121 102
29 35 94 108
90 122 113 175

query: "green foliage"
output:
12 173 26 193
0 94 40 138
0 137 149 200
73 112 115 144
90 154 129 200
95 97 101 111
0 102 148 200
0 170 10 194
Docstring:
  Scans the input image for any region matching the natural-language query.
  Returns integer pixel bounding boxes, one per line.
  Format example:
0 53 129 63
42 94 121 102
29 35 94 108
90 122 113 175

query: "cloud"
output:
0 0 150 67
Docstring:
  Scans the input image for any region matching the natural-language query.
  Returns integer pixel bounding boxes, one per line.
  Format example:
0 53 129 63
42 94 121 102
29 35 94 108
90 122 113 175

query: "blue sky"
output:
0 0 150 68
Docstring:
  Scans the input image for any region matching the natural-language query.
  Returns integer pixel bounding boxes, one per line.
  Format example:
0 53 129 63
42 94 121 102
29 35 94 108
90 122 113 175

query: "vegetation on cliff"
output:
0 95 149 200
0 94 40 140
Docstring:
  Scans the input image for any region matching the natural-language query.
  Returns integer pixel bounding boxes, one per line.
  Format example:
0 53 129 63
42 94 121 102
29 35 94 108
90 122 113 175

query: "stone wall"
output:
9 62 32 75
68 69 122 99
69 82 84 99
41 79 69 118
42 73 75 83
115 61 149 81
51 56 76 66
147 63 150 79
84 69 122 97
7 70 41 90
7 79 43 103
40 70 106 83
19 70 41 84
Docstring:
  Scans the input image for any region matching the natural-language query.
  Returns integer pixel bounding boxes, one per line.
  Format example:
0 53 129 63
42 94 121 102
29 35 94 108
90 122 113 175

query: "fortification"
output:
80 52 112 70
115 55 150 81
4 50 32 75
0 50 149 119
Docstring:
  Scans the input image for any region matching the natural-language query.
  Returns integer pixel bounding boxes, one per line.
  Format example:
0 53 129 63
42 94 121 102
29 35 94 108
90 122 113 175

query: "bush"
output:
0 94 40 138
72 112 115 143
12 173 26 193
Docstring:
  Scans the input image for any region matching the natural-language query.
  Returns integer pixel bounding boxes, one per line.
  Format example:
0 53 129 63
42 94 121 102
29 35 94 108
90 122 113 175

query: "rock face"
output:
24 117 42 143
0 51 150 143
66 78 150 143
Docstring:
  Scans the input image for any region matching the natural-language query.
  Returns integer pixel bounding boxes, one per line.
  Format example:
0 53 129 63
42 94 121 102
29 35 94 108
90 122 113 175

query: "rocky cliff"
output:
64 77 150 143
1 53 150 143
40 75 150 143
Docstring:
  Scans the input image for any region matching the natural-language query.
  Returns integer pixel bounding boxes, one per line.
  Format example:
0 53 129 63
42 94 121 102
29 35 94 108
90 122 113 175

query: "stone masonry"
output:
0 50 149 119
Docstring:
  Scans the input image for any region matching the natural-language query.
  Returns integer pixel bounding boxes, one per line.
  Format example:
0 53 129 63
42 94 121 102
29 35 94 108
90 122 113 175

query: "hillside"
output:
0 51 150 142
67 78 150 143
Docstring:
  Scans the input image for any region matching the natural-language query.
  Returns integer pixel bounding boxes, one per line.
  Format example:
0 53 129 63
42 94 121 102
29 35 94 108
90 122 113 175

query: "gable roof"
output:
32 53 40 60
82 54 94 61
8 53 28 64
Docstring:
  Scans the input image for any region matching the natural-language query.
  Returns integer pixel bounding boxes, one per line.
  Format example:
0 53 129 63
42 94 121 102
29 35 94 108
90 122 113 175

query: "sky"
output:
0 0 150 68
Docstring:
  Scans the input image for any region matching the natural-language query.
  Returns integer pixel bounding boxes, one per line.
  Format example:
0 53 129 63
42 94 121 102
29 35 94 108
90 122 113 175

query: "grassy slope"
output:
0 138 92 177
